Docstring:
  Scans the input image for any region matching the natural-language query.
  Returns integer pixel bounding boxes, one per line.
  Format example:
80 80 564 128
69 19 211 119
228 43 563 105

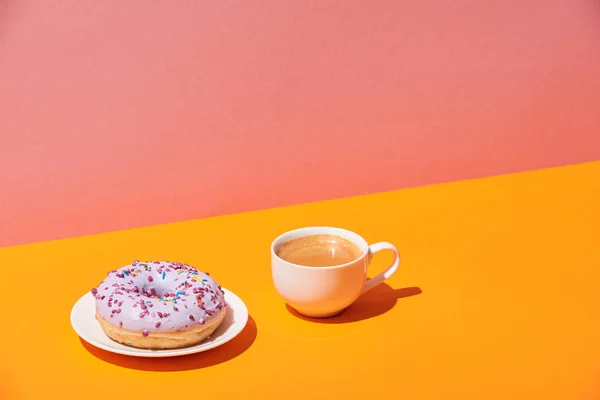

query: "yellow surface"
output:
1 162 599 399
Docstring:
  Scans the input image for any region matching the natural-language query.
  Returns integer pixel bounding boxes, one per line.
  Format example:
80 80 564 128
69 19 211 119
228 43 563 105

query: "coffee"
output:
276 235 363 267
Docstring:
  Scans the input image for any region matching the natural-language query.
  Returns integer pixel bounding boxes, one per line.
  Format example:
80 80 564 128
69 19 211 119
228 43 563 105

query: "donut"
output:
91 261 227 349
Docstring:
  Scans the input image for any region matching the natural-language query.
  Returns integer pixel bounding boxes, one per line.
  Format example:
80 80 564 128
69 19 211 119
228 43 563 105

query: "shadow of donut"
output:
80 315 257 371
286 283 421 323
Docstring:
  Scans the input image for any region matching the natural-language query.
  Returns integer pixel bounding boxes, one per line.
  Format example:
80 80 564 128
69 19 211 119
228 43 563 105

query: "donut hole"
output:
139 283 174 298
131 277 178 299
125 266 188 300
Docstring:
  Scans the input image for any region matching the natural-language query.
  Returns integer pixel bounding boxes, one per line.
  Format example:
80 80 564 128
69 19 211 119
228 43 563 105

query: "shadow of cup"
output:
286 283 421 323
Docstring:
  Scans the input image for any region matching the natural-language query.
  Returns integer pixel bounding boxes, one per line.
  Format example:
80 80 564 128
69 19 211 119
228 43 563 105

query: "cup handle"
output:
363 242 401 293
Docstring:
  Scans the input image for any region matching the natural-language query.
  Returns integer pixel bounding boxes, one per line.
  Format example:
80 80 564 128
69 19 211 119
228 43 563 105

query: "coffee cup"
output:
271 226 400 318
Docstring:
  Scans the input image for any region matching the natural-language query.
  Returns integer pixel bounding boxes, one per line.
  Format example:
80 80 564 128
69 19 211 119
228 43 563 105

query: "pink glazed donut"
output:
92 261 227 349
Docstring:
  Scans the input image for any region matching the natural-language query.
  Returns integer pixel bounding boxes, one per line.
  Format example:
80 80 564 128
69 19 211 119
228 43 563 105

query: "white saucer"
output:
70 288 248 358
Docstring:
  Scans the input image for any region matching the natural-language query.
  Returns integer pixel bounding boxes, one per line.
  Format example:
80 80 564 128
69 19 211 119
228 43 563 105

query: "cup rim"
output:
270 226 368 270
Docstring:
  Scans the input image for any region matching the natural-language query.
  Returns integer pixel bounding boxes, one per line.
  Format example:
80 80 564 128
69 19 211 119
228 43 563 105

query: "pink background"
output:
1 0 600 247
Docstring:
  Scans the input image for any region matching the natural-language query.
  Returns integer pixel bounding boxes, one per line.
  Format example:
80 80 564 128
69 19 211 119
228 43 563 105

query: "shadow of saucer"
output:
81 315 257 371
286 283 421 323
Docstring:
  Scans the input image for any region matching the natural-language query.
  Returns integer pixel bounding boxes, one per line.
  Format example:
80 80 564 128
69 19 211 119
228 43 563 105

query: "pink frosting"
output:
92 261 226 335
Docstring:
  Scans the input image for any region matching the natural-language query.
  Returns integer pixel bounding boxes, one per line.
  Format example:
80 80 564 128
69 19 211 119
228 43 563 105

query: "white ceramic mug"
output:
271 226 401 318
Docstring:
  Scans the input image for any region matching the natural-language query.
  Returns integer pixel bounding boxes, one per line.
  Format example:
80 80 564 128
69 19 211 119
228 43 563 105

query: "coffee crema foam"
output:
276 235 363 267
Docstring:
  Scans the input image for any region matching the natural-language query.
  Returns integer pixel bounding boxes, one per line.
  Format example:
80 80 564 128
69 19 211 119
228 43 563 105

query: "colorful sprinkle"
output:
162 271 166 280
142 330 149 337
155 322 161 328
